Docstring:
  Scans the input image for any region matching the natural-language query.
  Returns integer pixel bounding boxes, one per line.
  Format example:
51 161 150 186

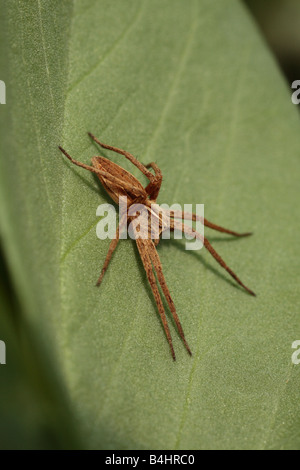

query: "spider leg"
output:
145 162 162 201
170 210 252 237
203 218 252 237
88 133 154 181
136 238 176 360
148 240 192 356
145 162 161 174
170 219 256 296
58 146 129 189
96 214 127 286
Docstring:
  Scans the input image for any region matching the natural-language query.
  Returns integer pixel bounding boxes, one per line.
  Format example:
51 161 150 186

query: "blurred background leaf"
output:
0 246 79 449
0 0 300 450
245 0 300 81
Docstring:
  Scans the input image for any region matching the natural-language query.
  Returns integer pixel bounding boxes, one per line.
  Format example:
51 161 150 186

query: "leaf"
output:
1 0 300 450
0 251 80 449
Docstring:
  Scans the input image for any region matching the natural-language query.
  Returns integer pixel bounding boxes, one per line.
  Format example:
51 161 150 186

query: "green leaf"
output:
1 0 300 450
0 250 80 449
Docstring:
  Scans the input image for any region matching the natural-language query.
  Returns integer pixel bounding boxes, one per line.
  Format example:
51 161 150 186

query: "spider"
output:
58 133 255 360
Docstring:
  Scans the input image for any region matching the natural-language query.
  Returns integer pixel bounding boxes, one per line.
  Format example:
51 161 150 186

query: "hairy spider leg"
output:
136 237 176 361
88 133 154 179
59 146 133 191
147 239 192 356
170 210 252 237
96 213 128 286
58 146 146 199
169 219 256 296
145 162 163 201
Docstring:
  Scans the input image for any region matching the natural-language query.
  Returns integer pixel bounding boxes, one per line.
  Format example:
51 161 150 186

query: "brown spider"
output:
58 133 255 360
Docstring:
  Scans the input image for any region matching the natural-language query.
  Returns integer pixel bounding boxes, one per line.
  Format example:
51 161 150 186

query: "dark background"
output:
245 0 300 84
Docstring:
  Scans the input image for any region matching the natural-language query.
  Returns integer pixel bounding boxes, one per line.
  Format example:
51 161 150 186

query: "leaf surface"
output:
1 0 300 450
